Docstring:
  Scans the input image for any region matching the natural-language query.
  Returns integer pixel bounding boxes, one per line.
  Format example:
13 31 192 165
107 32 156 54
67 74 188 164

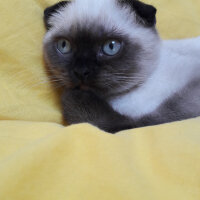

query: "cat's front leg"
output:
62 89 134 133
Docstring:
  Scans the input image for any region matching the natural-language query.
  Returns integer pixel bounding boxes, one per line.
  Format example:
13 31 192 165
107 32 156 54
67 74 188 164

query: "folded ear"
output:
44 1 70 30
119 0 157 27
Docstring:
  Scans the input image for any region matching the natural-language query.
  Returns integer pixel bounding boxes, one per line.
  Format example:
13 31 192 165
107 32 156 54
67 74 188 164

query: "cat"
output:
43 0 200 133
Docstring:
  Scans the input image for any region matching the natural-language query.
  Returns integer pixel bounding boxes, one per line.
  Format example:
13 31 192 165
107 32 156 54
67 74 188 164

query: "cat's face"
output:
43 0 160 98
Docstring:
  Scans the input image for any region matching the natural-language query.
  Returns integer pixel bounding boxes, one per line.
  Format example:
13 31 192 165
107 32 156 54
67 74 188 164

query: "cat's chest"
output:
109 84 168 119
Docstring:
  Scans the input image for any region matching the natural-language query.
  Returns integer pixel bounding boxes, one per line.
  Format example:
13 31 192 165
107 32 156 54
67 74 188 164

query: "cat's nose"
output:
73 68 90 80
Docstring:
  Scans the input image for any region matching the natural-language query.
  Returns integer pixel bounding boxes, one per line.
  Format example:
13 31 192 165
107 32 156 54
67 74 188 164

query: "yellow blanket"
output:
0 0 200 199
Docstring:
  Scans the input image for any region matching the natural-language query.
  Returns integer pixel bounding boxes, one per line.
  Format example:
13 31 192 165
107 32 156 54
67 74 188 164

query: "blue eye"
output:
57 39 71 54
103 40 121 56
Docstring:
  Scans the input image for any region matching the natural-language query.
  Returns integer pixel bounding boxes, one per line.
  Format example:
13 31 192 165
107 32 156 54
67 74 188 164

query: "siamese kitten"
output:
43 0 200 133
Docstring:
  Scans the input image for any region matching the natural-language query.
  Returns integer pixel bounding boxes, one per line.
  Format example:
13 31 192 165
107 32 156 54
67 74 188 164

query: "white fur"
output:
44 0 159 49
48 0 135 33
110 37 200 118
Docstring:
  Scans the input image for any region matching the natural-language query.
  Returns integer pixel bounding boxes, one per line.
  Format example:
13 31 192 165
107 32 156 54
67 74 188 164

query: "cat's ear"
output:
119 0 157 27
44 1 70 30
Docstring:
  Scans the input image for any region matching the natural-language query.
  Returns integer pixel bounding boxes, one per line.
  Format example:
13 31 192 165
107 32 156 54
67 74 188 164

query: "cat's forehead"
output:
44 0 158 48
46 0 138 36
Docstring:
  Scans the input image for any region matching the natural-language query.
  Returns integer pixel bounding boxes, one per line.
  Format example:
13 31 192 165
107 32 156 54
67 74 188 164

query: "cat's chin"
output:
73 84 90 91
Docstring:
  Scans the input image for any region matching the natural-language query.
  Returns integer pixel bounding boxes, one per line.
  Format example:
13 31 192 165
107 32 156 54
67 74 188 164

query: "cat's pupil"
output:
62 41 66 48
109 42 114 50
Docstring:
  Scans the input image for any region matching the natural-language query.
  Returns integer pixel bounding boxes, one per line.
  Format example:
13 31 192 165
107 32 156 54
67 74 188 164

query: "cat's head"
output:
43 0 160 98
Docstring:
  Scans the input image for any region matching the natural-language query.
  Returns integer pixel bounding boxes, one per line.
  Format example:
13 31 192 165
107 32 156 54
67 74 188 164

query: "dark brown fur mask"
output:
43 0 160 99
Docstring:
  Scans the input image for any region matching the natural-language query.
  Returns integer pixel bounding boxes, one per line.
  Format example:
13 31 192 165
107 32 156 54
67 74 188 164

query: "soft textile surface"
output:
0 0 200 199
0 119 200 200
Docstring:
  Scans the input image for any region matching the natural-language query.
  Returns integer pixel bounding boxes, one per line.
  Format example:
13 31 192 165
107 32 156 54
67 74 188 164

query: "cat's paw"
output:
62 89 99 107
61 89 102 124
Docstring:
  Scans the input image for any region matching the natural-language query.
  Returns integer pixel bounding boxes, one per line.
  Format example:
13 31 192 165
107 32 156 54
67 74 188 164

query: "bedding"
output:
0 0 200 199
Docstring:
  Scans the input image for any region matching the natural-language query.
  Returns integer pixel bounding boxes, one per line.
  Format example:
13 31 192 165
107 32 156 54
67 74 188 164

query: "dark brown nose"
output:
73 68 90 80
